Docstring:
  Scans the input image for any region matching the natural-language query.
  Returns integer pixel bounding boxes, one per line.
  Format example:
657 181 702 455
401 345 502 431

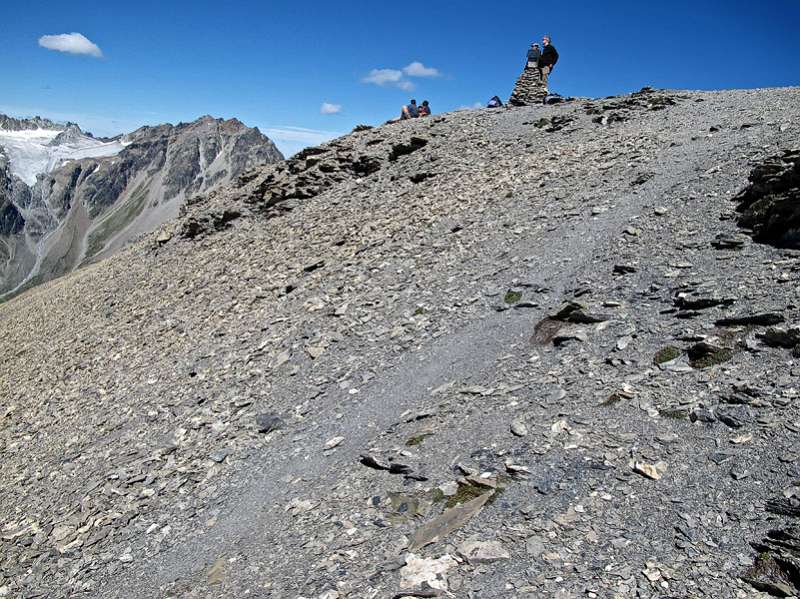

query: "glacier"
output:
0 128 128 185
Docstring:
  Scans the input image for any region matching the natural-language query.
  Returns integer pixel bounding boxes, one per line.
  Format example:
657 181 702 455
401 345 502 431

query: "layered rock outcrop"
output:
736 148 800 248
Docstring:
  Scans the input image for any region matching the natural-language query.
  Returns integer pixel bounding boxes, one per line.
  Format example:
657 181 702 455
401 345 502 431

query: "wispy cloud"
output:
263 126 342 157
362 68 406 87
38 33 103 58
362 61 442 91
397 80 415 91
403 62 441 78
457 102 484 111
320 102 342 115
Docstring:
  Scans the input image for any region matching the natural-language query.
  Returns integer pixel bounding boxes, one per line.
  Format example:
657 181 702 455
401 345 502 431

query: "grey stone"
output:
457 539 511 564
255 413 284 434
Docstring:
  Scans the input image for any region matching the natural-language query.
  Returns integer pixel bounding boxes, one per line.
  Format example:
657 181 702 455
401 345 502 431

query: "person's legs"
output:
541 66 550 89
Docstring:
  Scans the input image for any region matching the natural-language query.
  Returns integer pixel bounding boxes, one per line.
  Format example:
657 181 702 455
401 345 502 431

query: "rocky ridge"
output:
0 87 799 599
0 114 68 132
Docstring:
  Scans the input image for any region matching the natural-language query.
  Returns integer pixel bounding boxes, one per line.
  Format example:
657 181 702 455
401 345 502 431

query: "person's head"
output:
533 43 540 49
422 101 429 107
410 99 417 105
543 35 551 46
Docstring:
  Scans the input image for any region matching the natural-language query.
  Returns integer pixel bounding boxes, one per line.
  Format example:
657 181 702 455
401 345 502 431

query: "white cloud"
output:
38 32 103 58
320 102 342 115
362 68 404 86
362 68 416 91
456 102 484 111
397 80 415 92
403 62 441 78
362 61 441 91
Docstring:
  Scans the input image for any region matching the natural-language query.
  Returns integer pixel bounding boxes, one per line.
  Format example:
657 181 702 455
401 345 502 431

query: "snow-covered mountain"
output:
0 114 284 298
0 125 129 185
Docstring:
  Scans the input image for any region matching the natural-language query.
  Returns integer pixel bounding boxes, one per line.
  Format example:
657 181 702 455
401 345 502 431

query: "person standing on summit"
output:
526 43 541 69
538 35 559 91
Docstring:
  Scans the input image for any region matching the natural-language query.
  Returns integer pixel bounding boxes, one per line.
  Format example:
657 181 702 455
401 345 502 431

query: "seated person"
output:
418 100 431 116
401 99 419 119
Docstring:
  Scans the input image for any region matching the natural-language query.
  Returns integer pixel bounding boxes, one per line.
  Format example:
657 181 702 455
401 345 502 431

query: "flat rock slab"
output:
409 492 493 551
457 539 511 564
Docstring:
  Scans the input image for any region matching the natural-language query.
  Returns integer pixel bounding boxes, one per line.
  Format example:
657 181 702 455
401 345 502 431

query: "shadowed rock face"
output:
0 164 25 236
0 115 283 298
0 157 34 278
736 149 800 248
47 124 88 147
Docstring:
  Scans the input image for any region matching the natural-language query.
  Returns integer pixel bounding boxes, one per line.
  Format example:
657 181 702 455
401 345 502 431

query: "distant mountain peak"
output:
0 113 67 132
48 124 86 147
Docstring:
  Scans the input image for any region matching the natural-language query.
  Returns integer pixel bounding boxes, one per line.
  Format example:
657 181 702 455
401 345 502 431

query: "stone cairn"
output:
508 65 548 106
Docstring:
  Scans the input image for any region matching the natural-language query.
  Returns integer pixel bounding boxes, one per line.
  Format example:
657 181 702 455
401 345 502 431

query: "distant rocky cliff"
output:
0 114 67 132
0 115 283 298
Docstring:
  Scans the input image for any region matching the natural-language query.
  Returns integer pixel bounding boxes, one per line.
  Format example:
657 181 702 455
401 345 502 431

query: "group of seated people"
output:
400 99 431 119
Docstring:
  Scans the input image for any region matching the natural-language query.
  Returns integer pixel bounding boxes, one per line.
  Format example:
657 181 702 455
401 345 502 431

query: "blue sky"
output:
2 0 799 155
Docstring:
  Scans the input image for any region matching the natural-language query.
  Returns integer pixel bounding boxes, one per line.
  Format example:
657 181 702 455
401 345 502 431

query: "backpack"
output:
487 96 503 108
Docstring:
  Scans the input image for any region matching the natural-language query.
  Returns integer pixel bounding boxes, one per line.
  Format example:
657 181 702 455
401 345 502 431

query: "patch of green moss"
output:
445 480 506 508
690 348 734 369
388 493 420 518
406 433 433 447
485 484 505 506
445 482 486 508
654 346 682 365
429 488 446 504
504 291 522 305
414 307 426 316
659 408 689 420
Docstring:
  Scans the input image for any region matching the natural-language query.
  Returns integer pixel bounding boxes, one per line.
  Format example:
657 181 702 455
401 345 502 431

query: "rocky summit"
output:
0 115 283 299
0 87 799 599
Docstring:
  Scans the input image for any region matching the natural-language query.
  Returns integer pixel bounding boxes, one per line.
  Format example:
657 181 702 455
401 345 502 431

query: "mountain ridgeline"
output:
0 115 283 298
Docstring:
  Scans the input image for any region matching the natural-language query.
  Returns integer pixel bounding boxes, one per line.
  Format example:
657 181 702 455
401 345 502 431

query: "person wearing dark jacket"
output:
400 99 419 120
537 35 559 90
526 43 541 69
